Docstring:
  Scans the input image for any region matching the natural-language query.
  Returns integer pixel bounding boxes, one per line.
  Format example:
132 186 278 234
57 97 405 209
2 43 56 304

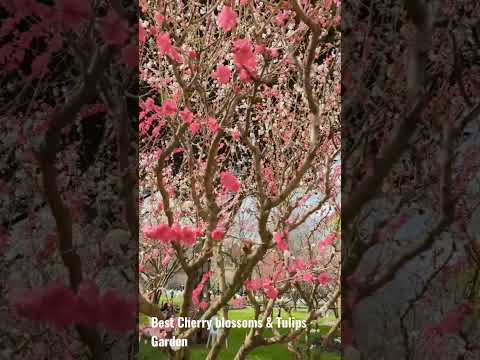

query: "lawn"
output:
139 308 340 360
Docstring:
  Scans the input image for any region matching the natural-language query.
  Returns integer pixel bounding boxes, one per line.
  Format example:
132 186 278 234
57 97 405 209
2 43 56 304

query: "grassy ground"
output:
139 307 340 360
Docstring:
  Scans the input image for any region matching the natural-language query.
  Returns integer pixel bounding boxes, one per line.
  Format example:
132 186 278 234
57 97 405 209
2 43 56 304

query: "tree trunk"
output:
233 331 256 360
153 288 161 305
321 318 341 348
139 293 164 319
287 341 302 360
233 340 255 360
206 329 229 360
172 348 191 360
333 305 338 318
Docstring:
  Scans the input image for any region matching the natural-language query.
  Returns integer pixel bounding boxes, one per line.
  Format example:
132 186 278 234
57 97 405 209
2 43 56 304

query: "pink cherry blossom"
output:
192 271 212 306
150 26 157 38
303 273 314 282
207 117 220 133
263 166 278 194
231 128 241 141
274 12 290 27
232 38 256 80
172 224 198 246
143 224 200 247
323 232 337 246
264 286 279 299
180 108 194 124
156 32 183 63
198 301 209 311
211 65 232 85
152 125 163 138
266 48 279 59
318 231 337 252
188 49 199 60
143 326 169 338
154 11 164 26
11 281 132 333
13 282 78 328
288 259 307 273
217 6 238 32
161 99 177 116
156 33 172 54
244 279 262 292
202 271 213 282
220 171 240 192
76 280 101 326
255 43 266 54
192 284 203 305
100 290 136 333
274 232 289 252
144 224 176 243
317 273 330 285
139 23 146 44
211 227 225 241
162 253 171 266
237 69 252 82
189 121 201 135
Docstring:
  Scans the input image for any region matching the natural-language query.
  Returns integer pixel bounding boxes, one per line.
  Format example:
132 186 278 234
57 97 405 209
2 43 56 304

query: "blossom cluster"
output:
12 281 136 333
143 223 203 247
244 279 279 299
192 272 213 310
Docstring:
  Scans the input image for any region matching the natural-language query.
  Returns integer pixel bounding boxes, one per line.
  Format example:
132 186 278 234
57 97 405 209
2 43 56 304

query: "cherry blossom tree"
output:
139 0 340 359
342 0 480 358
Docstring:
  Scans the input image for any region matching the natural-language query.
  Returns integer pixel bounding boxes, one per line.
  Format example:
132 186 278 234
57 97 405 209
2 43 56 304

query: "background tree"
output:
1 1 138 358
342 0 480 358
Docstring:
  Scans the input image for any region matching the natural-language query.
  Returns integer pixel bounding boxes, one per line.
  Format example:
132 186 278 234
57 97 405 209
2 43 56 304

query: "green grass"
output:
139 308 340 360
